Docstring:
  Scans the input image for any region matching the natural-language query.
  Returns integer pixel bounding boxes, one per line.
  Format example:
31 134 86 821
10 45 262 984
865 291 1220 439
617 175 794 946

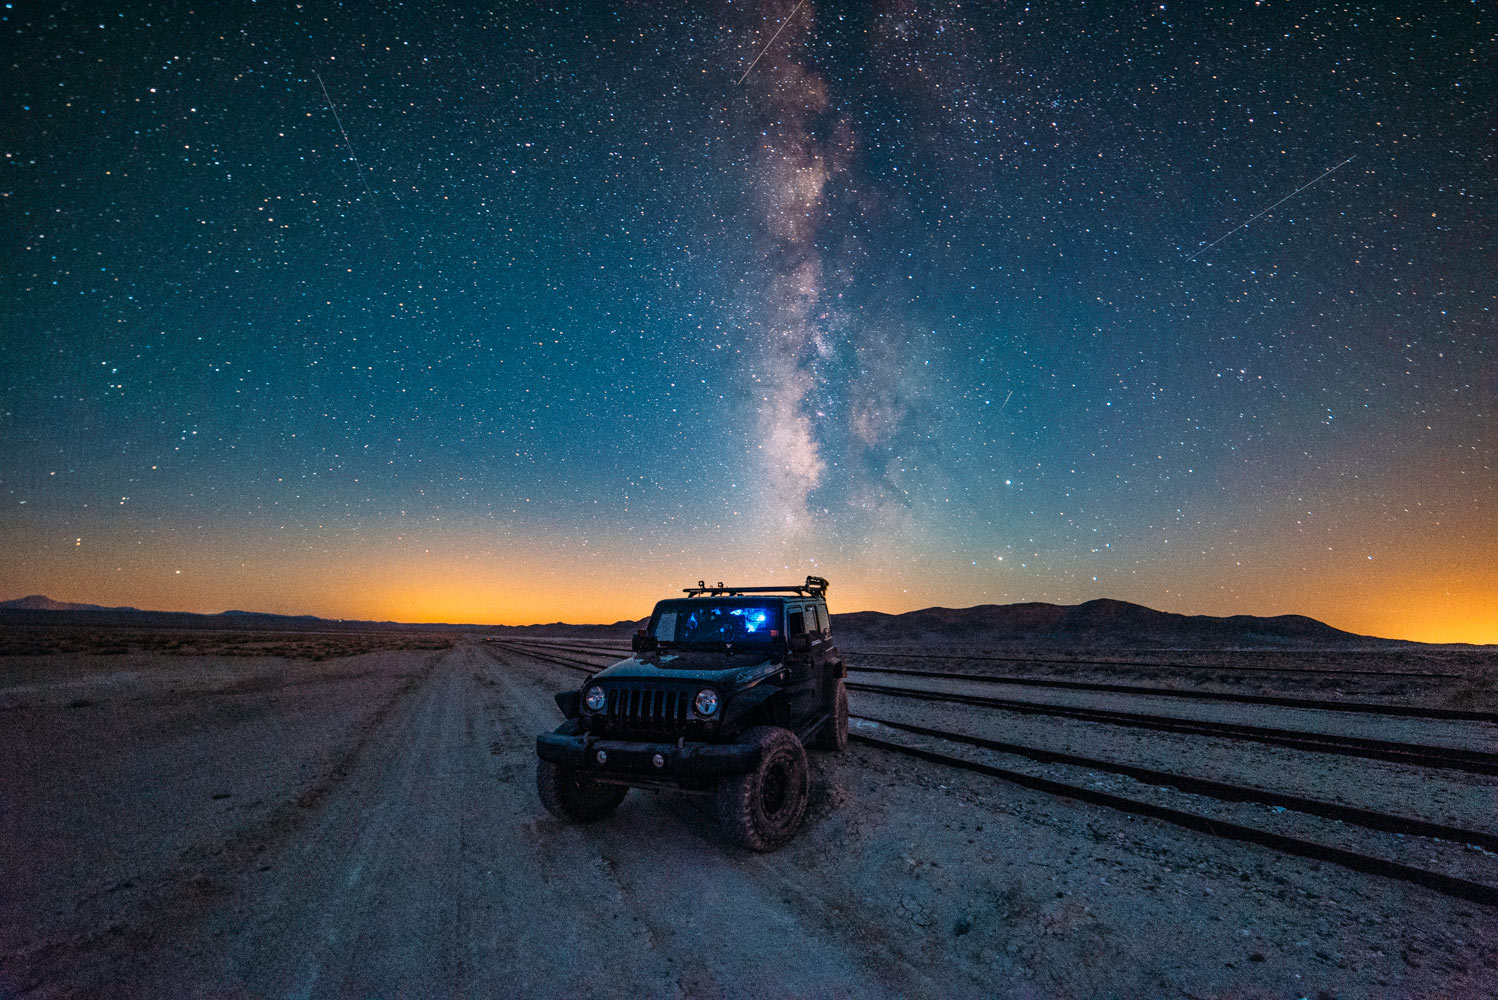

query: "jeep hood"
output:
590 652 780 688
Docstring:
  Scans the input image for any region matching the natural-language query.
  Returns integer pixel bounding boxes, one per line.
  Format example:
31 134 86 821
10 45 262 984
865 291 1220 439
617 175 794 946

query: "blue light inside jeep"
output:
729 608 770 633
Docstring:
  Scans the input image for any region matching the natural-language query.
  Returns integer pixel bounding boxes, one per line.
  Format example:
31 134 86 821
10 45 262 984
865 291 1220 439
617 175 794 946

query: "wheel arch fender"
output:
722 682 785 728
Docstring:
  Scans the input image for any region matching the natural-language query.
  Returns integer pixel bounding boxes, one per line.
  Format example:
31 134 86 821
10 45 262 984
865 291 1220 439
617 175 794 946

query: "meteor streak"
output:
1185 155 1355 262
736 0 810 85
315 69 389 236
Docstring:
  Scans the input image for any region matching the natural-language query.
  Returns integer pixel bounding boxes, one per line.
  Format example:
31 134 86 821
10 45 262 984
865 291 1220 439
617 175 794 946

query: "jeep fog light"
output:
584 686 606 712
694 688 719 716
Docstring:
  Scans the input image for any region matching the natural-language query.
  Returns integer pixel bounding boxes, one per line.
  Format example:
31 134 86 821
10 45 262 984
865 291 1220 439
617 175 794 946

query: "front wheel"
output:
814 679 848 751
536 758 628 823
717 726 810 851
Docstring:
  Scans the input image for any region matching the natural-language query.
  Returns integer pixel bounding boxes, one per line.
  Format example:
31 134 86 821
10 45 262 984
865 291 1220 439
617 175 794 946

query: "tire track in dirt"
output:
6 647 446 999
484 646 955 998
466 647 684 996
225 645 473 998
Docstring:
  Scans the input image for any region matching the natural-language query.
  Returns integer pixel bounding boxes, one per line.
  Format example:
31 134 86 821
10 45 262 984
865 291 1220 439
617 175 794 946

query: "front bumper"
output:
536 732 760 779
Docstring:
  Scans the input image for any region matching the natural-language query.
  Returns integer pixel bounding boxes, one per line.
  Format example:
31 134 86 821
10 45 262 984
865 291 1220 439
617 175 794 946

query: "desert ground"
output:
3 633 1495 998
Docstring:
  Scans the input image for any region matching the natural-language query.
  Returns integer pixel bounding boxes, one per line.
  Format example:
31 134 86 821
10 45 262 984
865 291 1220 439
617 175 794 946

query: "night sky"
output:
2 2 1493 641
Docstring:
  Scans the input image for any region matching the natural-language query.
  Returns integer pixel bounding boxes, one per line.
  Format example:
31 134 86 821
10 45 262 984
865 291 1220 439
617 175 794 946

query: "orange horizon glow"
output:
4 513 1494 645
6 573 1494 645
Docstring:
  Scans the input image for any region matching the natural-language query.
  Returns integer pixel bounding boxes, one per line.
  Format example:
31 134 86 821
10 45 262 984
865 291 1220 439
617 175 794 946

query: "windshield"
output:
650 601 781 647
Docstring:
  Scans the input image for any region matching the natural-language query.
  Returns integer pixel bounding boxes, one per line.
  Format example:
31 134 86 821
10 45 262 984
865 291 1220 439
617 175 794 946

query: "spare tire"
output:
716 726 810 851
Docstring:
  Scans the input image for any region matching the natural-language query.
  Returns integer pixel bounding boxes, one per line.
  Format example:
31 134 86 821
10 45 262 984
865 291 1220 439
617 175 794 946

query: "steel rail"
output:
493 638 625 649
492 639 1491 723
849 680 1498 775
487 641 1498 773
487 642 599 675
853 713 1498 853
850 729 1498 909
844 647 1465 679
847 663 1498 723
493 639 625 657
494 641 1498 906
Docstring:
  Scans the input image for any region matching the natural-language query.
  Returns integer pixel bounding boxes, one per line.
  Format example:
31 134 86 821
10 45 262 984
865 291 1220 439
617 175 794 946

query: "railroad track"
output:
486 639 1498 774
488 637 1498 780
849 679 1498 776
852 714 1498 853
846 647 1466 680
849 723 1498 909
487 638 1496 723
499 637 1471 680
487 640 618 674
486 639 1498 908
494 639 625 653
849 663 1498 722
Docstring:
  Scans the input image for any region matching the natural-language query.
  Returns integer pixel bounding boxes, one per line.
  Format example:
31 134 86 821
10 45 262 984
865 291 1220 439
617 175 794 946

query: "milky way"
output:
1 2 1493 640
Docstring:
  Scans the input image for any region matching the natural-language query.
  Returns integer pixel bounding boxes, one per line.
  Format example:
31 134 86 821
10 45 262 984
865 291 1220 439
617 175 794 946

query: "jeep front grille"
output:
604 684 689 736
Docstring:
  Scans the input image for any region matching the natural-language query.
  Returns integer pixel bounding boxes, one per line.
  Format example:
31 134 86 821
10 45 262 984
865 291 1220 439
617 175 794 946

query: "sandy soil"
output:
3 641 1495 998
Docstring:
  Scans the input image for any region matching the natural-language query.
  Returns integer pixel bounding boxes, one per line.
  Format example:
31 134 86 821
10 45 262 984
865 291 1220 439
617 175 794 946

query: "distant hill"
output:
0 593 1416 647
0 595 141 613
832 598 1392 649
484 619 647 641
0 595 643 637
0 597 434 633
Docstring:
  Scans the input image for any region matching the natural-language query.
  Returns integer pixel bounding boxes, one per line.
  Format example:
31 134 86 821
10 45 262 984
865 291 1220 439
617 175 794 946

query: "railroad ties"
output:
486 637 1498 909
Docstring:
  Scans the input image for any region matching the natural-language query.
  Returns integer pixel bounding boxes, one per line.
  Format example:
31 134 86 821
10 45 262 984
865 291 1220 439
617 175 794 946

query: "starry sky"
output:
2 2 1494 641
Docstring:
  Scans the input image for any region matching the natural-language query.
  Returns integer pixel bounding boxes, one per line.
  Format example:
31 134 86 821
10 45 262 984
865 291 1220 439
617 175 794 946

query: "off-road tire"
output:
536 758 628 823
814 679 848 751
716 726 810 851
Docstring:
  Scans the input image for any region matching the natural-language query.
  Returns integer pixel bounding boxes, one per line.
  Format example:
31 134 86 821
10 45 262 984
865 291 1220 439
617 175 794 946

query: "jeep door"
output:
807 601 836 694
783 603 820 721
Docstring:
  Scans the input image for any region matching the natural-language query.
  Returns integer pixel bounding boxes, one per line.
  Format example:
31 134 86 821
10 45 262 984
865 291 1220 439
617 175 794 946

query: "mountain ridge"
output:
0 593 1458 646
0 594 142 613
831 597 1389 648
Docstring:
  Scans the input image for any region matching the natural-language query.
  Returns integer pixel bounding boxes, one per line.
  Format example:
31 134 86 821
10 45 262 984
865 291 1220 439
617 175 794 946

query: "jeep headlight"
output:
584 686 606 712
694 688 719 716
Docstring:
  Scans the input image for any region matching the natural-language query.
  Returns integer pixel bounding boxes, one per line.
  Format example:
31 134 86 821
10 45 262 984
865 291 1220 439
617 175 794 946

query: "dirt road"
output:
3 643 1494 997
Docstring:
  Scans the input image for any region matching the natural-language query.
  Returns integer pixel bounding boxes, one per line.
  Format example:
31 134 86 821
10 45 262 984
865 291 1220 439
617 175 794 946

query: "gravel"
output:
2 641 1494 997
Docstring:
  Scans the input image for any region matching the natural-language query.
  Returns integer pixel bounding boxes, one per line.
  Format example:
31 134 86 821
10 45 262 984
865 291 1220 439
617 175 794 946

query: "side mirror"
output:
631 629 657 653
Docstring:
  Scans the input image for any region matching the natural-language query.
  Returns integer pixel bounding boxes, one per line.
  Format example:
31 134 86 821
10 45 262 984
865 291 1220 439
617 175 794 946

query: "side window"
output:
787 608 805 634
815 605 829 633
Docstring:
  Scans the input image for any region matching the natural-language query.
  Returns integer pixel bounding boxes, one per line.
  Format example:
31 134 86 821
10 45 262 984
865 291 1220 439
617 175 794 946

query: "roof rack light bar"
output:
683 575 829 598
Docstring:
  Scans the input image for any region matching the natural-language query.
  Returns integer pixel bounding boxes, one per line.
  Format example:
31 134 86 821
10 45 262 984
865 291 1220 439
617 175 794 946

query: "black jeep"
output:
535 576 848 850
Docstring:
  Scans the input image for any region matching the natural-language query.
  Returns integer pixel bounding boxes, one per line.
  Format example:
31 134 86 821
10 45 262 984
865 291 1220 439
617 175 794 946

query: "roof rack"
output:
683 575 829 598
